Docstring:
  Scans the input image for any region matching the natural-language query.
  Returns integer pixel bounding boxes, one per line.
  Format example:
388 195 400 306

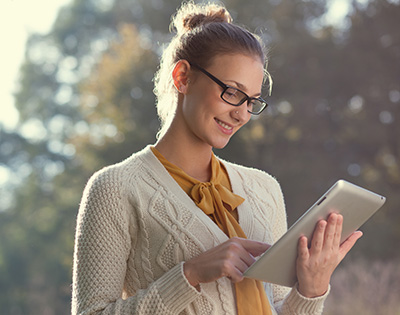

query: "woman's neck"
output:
154 127 213 182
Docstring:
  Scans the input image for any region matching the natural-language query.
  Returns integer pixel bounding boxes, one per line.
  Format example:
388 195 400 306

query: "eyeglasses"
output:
189 63 268 115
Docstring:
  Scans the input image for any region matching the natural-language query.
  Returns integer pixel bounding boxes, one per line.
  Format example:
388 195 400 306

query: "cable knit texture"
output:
72 145 329 314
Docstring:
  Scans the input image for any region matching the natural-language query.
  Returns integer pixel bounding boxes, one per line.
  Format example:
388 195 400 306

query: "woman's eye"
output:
225 88 240 99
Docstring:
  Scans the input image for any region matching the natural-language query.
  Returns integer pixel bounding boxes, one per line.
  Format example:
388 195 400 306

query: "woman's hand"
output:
183 237 270 290
296 213 363 298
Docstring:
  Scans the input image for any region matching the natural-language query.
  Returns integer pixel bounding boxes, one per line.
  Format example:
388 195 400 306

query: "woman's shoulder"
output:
222 158 279 186
85 145 153 191
220 158 284 201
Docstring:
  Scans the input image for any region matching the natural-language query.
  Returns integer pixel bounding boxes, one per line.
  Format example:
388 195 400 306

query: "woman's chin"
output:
212 140 230 150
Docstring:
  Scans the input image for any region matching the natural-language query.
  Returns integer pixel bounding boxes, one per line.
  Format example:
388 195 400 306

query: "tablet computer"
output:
243 179 386 287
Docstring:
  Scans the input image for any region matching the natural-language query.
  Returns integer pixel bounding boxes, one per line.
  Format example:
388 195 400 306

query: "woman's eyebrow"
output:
227 80 262 97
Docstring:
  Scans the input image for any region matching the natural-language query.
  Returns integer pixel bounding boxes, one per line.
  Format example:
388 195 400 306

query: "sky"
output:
0 0 354 132
0 0 71 130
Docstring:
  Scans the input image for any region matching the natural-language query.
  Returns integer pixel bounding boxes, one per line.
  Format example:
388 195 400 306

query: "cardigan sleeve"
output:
71 168 201 315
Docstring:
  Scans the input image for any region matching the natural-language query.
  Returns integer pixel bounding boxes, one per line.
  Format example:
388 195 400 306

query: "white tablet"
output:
243 179 386 287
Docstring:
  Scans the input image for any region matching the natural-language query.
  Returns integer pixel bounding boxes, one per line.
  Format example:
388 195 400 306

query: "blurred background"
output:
0 0 399 314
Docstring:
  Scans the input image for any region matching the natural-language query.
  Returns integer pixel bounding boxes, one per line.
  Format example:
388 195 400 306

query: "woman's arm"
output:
71 170 200 314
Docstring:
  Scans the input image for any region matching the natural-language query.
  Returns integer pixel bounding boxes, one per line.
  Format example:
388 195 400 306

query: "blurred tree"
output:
331 0 400 257
226 0 400 259
0 0 399 313
74 23 159 172
247 0 400 259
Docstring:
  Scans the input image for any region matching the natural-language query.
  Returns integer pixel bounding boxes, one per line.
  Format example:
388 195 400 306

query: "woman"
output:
72 2 362 314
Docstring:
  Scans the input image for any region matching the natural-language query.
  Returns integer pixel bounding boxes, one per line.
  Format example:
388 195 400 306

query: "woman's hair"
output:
153 1 271 138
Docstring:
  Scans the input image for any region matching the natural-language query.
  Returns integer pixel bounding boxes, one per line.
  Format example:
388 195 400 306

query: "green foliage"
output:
0 0 399 313
75 23 159 171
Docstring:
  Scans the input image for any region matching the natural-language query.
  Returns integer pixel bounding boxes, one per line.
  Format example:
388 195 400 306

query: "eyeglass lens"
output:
222 87 265 114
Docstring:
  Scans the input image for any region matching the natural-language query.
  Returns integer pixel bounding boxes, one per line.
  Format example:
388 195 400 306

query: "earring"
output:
235 110 239 114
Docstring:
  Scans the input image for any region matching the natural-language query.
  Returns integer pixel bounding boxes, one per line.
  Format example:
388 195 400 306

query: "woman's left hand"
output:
296 212 363 298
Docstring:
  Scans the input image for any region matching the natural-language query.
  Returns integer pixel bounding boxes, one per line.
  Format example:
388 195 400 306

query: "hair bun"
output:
172 2 232 35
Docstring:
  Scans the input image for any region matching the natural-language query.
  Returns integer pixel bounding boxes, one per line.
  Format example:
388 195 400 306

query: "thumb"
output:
339 231 363 260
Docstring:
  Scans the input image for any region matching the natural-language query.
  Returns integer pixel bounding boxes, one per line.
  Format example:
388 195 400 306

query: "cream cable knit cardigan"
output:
72 145 328 314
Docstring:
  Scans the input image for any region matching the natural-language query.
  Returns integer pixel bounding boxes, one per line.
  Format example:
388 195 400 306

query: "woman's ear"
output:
172 60 191 94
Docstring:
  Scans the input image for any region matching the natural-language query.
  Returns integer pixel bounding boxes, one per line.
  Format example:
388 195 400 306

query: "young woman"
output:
72 2 362 314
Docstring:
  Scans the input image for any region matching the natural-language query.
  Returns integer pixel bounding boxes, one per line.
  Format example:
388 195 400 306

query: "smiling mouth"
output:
215 118 233 131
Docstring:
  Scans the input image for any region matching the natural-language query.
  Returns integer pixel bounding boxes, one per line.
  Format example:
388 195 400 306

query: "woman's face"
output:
179 53 265 149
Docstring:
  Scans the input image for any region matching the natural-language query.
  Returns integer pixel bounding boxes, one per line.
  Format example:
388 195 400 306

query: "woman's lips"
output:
215 118 233 135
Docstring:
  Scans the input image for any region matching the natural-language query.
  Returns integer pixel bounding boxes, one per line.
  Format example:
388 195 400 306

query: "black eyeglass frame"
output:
189 63 269 115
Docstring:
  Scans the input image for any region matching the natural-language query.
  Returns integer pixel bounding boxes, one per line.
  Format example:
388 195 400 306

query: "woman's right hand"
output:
183 237 270 290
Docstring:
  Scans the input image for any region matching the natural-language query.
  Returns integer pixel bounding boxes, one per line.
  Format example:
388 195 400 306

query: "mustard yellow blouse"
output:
151 147 272 315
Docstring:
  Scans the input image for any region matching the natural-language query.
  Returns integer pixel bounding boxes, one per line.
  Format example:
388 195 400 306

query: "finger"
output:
332 214 343 248
235 238 271 257
235 255 254 274
228 266 245 283
310 220 327 255
221 257 249 283
224 239 257 268
297 236 310 262
323 213 338 249
338 231 363 261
